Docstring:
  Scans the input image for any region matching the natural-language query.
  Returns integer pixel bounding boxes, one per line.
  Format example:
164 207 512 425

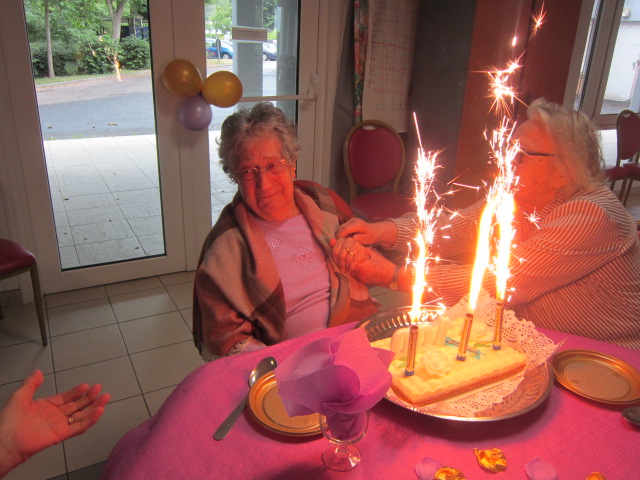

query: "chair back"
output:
343 120 406 201
617 110 640 163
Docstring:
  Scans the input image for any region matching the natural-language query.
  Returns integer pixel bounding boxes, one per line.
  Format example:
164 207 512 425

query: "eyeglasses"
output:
514 149 554 164
234 159 291 182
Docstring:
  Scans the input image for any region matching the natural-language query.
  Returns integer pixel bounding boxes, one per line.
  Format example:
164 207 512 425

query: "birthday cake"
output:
371 317 528 406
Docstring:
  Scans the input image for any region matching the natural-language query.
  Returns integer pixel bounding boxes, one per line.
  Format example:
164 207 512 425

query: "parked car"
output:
263 43 277 61
206 39 233 59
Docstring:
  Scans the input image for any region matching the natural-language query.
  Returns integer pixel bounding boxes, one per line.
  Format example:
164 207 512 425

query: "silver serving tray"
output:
358 306 553 422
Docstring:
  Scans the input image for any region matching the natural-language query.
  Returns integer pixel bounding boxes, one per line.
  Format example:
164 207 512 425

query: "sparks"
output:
531 5 547 36
409 114 446 322
485 59 523 116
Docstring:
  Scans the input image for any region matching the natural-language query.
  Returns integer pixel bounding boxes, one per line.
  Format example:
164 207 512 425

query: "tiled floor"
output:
45 132 237 269
0 275 410 480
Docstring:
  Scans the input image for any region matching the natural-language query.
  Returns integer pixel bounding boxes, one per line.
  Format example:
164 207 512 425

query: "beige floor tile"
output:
109 287 177 323
180 308 193 331
165 281 193 310
159 270 196 286
104 276 164 296
45 285 107 308
55 356 141 403
63 395 150 472
0 309 47 347
47 298 116 337
4 442 66 480
50 325 127 371
144 385 176 416
119 311 193 353
0 341 53 385
130 341 203 393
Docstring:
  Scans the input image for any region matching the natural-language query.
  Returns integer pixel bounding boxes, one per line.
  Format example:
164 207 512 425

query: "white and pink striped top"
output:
393 185 640 350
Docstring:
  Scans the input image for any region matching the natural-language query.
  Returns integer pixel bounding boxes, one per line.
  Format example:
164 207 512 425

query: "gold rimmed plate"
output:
248 371 321 436
552 349 640 404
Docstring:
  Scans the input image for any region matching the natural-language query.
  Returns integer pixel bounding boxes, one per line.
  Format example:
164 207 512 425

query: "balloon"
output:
202 71 243 108
178 94 212 131
162 59 203 98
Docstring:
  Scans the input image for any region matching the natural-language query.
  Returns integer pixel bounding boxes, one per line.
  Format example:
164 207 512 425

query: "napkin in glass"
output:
274 328 394 439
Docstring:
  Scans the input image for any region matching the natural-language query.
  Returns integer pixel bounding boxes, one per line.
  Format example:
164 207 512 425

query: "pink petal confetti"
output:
525 457 557 480
415 457 442 480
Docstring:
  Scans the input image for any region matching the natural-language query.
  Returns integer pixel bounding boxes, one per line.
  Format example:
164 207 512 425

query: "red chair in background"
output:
0 238 48 346
609 110 640 205
343 120 414 222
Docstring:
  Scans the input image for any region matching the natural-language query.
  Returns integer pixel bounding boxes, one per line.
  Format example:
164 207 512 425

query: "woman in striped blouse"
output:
333 99 640 350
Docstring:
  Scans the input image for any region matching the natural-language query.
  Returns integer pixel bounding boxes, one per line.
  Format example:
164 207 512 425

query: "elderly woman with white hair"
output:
333 98 640 350
193 102 377 360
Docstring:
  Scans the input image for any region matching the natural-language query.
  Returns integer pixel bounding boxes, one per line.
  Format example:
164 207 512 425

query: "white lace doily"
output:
415 290 560 417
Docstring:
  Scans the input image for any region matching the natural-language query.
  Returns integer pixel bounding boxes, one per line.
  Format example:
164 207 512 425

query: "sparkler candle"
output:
494 303 504 350
409 114 442 334
459 196 496 361
404 325 419 376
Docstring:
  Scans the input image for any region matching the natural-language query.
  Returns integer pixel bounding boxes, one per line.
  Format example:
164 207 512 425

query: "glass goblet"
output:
319 411 369 471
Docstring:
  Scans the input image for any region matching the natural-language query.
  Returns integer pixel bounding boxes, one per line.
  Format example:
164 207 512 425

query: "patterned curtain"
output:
353 0 369 123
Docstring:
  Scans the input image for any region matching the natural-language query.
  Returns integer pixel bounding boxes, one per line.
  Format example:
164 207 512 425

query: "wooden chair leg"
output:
29 263 48 347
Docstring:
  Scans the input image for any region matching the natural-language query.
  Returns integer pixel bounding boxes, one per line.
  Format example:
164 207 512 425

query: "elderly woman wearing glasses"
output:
333 98 640 350
193 102 377 360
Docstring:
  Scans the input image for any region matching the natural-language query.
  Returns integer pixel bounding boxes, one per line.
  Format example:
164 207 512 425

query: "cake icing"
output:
371 317 528 406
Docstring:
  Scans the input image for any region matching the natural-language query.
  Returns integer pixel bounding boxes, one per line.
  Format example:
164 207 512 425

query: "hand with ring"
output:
329 236 370 273
0 370 110 477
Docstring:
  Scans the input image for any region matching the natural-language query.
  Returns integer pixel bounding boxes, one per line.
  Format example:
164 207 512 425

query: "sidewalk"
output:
45 132 236 269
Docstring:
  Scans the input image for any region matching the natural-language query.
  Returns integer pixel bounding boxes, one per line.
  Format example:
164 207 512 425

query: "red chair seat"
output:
605 165 630 181
0 239 36 276
350 192 414 222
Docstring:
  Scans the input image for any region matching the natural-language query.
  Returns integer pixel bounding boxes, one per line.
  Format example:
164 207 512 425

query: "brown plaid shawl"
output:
193 180 378 357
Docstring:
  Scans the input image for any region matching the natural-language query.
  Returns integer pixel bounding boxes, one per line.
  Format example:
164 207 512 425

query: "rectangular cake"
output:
372 331 528 406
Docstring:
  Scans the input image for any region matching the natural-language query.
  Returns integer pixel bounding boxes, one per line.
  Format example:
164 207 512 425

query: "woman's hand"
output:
329 236 371 274
335 219 397 248
0 370 110 477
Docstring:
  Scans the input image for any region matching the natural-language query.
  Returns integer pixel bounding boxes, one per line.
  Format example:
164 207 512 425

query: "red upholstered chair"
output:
0 239 47 346
343 120 414 222
610 110 640 205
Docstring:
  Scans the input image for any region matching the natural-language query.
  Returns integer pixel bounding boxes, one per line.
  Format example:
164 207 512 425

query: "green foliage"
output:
205 0 232 36
29 41 78 77
119 36 150 70
263 0 277 31
82 36 117 75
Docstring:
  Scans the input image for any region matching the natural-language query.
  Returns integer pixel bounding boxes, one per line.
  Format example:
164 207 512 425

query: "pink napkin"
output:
274 328 394 438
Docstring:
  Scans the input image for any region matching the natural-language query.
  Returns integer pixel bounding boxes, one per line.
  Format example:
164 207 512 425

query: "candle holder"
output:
319 411 369 471
405 324 419 376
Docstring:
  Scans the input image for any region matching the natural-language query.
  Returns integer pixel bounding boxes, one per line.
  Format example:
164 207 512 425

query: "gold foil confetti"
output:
585 473 607 480
474 447 507 472
434 466 465 480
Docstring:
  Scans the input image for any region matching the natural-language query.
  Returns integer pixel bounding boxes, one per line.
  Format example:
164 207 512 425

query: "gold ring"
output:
68 416 74 425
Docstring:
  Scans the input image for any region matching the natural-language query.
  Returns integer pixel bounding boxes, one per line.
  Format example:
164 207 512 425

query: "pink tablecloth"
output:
102 325 640 479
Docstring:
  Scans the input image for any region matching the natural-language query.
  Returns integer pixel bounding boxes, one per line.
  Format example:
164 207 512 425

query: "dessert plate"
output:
358 306 554 422
552 349 640 404
248 371 321 436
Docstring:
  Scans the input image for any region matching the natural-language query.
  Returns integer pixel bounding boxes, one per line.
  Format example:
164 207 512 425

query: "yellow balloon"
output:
162 59 203 98
202 71 243 108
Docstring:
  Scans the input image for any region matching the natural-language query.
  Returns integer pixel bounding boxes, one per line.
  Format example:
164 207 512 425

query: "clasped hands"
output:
330 218 397 286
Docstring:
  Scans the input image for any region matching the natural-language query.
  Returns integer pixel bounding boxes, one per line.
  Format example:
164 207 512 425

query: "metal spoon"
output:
213 356 278 440
621 406 640 426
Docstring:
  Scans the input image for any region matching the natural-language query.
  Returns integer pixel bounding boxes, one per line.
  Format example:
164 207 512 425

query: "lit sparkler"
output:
409 114 444 323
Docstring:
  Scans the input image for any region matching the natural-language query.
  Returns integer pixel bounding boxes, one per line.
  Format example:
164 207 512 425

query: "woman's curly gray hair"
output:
217 102 300 180
526 98 605 194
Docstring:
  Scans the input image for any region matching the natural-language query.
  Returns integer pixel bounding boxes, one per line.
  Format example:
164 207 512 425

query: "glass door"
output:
4 0 209 293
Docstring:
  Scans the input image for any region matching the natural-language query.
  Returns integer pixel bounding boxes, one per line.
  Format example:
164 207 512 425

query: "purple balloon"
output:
178 94 212 131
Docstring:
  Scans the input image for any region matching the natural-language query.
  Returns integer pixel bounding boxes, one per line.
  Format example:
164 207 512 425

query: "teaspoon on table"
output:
621 406 640 426
213 356 278 440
